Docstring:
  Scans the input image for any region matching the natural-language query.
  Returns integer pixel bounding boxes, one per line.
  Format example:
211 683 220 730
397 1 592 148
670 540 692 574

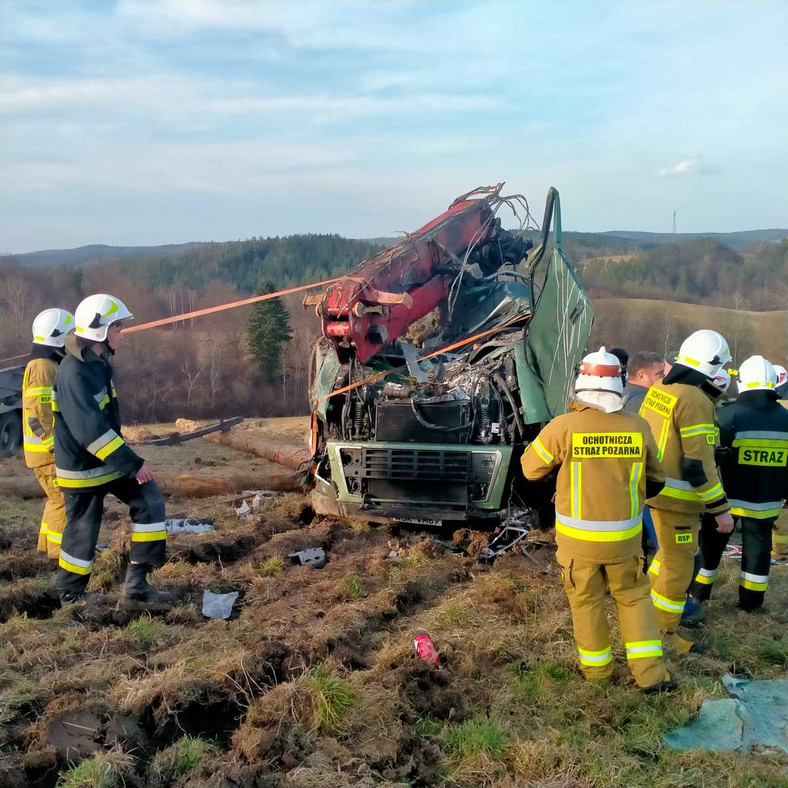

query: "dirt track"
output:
2 425 788 787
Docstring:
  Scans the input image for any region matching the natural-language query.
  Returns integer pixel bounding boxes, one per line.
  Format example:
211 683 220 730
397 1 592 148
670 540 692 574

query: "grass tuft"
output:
342 575 366 600
150 735 217 782
303 664 360 735
58 747 133 788
124 615 165 649
443 716 507 762
257 556 284 577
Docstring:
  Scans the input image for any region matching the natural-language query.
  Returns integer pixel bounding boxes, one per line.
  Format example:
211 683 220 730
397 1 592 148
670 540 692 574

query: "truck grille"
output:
361 448 470 482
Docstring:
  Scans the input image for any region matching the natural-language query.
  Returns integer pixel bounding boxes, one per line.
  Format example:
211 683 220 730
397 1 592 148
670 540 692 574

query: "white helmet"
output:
575 346 623 396
712 368 731 393
32 308 75 348
675 329 731 378
74 294 133 342
737 355 777 392
772 364 787 388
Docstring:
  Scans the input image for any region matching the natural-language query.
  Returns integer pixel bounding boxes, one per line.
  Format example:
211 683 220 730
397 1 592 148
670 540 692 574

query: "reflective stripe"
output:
530 437 553 464
740 571 769 592
59 550 92 575
86 429 119 456
694 567 717 585
628 462 643 520
679 423 716 438
132 521 166 533
24 437 53 453
39 522 49 534
23 386 53 395
774 533 788 544
656 419 669 462
578 646 613 666
648 558 661 576
570 461 582 519
729 499 782 520
625 640 663 659
651 590 686 613
698 482 724 503
56 466 124 488
556 513 642 542
131 530 167 542
47 531 62 544
733 431 788 448
661 478 700 501
96 435 125 461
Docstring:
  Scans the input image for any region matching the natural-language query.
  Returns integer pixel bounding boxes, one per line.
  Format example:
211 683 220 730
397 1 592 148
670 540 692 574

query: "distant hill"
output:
11 243 206 268
601 229 788 250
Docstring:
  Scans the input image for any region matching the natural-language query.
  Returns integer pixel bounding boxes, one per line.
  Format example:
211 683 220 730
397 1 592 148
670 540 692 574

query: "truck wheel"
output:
0 411 22 457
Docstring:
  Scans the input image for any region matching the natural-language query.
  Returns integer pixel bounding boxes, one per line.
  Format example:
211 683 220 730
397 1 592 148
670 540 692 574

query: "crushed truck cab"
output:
309 185 593 526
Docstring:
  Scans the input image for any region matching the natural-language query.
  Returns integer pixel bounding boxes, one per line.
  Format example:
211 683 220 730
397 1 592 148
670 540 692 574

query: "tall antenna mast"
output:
672 210 677 235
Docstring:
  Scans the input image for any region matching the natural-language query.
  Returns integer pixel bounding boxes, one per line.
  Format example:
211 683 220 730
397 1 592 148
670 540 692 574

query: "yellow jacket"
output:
522 402 665 559
22 356 58 469
639 381 728 514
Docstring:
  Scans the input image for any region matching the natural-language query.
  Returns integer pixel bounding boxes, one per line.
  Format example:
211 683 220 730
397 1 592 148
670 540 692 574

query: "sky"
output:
1 0 786 253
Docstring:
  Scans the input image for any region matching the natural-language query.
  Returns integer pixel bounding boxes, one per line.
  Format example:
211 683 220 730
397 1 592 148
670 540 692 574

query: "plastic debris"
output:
288 547 327 569
202 590 239 620
412 632 441 666
235 491 275 517
166 518 215 534
664 674 788 753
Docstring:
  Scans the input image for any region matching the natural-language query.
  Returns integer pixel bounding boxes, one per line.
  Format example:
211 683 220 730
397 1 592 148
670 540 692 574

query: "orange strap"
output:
125 277 340 333
318 313 529 403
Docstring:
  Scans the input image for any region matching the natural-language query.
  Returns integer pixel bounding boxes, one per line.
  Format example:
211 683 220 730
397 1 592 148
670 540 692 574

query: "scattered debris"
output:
202 590 239 620
141 416 243 446
478 524 532 564
235 491 276 518
412 632 441 667
664 673 788 753
165 518 215 534
288 547 327 569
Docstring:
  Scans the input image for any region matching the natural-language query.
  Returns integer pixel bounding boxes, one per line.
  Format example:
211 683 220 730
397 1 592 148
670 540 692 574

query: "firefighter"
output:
23 309 75 558
53 294 172 608
522 347 673 692
774 364 788 560
688 356 788 611
639 330 733 653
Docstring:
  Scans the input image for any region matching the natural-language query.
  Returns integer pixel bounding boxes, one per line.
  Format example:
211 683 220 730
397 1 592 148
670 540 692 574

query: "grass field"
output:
2 425 788 787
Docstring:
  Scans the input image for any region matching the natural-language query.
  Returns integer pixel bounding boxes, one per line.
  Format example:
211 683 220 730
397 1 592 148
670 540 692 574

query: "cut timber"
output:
175 419 311 470
0 472 302 499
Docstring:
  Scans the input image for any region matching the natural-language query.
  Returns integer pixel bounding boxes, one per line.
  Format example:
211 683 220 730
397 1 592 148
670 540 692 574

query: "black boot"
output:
59 589 108 607
121 563 174 609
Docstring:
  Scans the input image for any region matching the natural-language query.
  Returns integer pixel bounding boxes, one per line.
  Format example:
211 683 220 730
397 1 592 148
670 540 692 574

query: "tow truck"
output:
307 184 593 528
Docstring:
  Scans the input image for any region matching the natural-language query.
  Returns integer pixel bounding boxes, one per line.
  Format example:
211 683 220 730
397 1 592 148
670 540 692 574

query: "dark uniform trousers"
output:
688 514 775 610
57 478 166 594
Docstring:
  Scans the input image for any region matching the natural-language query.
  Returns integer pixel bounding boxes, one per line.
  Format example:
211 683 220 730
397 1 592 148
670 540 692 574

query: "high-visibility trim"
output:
23 386 53 396
55 466 124 488
95 435 125 460
698 482 724 502
555 513 642 542
39 522 49 535
660 478 700 501
570 461 582 519
729 499 782 520
629 462 643 520
733 431 788 447
679 423 716 438
656 419 669 462
130 521 167 543
744 381 775 389
625 640 663 659
24 437 53 453
59 550 92 575
578 646 613 666
530 437 554 464
648 558 661 576
651 590 686 614
694 567 717 585
740 571 769 592
47 531 62 544
773 532 788 544
86 429 118 455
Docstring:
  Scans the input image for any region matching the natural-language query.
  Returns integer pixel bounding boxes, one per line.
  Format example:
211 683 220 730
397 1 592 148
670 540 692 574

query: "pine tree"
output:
247 281 292 380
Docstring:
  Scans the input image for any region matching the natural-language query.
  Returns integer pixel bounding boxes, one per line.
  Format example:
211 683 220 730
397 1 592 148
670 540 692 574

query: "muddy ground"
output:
2 425 788 787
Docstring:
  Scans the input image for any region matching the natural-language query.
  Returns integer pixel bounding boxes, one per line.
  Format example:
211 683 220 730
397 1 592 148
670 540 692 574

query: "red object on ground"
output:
412 631 441 666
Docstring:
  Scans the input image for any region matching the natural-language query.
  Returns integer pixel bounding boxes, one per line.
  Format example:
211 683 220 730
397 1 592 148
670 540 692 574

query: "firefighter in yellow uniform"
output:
639 330 733 653
522 348 673 692
773 364 788 561
22 308 75 557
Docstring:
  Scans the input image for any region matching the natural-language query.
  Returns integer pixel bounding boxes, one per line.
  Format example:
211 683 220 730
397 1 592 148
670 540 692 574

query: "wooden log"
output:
0 472 303 499
175 419 311 470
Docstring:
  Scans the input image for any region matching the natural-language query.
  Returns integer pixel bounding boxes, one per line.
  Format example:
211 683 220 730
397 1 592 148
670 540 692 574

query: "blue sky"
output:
1 0 786 253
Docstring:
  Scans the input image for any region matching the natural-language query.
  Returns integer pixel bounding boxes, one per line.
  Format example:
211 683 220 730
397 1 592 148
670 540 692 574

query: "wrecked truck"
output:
306 184 593 527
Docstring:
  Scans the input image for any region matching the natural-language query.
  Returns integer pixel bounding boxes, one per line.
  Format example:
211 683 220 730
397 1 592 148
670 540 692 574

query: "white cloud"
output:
656 158 718 178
